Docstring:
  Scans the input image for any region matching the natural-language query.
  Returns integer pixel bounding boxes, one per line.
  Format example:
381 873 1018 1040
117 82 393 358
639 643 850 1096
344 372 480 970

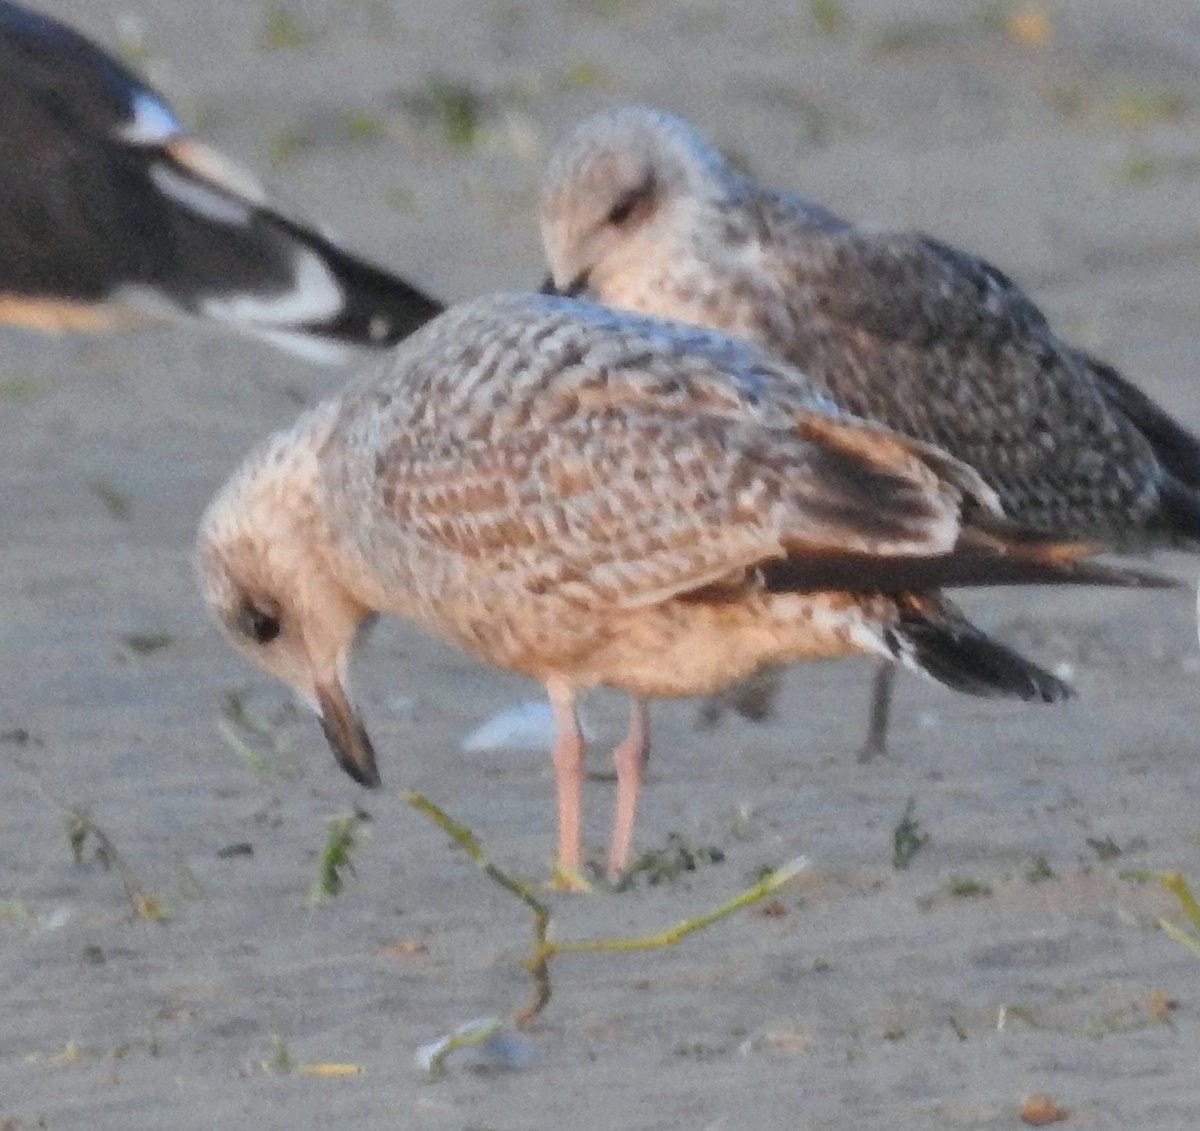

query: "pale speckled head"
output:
539 106 744 300
196 402 382 788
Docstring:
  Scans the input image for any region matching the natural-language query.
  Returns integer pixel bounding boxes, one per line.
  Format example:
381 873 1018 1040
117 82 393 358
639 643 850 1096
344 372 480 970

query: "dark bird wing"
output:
883 593 1074 703
1079 348 1200 493
762 212 1190 543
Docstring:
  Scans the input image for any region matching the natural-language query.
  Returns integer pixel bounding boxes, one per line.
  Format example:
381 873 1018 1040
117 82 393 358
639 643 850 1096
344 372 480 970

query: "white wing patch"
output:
149 160 253 227
118 91 182 144
200 247 344 327
197 248 350 361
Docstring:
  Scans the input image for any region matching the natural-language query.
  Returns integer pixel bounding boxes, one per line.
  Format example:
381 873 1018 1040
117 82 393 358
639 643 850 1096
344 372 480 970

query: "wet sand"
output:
3 1 1200 1127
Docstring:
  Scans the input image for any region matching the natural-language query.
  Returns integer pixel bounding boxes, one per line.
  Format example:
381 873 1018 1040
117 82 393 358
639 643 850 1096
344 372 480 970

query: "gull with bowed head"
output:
197 293 1169 885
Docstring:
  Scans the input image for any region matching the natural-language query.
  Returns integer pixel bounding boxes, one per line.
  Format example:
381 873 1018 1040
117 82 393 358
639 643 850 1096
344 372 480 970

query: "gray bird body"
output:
540 106 1200 748
540 106 1200 549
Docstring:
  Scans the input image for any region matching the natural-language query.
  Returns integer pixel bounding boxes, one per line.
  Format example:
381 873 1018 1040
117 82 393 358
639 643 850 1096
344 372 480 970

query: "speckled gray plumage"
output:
540 106 1200 548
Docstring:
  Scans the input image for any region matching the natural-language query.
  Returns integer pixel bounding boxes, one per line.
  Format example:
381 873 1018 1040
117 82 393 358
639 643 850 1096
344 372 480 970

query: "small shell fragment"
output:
460 700 594 754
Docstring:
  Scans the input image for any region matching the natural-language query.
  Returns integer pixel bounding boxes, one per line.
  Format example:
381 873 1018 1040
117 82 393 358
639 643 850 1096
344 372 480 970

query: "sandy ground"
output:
4 0 1200 1126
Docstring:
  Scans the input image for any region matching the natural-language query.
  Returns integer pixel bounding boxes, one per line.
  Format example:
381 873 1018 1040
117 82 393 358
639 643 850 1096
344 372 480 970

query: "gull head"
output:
539 106 739 300
196 404 381 788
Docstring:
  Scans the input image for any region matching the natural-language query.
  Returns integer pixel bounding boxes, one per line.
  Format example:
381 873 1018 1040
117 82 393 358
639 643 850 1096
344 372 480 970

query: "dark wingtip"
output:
310 256 445 348
538 273 560 296
1041 558 1184 590
763 543 1183 593
1084 350 1200 494
889 599 1076 704
1155 476 1200 551
251 209 446 349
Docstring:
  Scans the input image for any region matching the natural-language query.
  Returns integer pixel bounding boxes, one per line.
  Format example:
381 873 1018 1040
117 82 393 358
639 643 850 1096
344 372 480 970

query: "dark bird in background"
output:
0 0 443 361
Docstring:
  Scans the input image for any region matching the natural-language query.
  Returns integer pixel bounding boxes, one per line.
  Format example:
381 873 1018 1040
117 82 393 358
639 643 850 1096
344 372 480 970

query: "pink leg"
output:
607 698 650 880
547 682 586 883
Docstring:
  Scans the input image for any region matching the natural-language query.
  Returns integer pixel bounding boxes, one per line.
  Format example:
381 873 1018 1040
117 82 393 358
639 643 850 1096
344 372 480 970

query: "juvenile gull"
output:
540 105 1200 756
0 1 441 361
197 293 1170 883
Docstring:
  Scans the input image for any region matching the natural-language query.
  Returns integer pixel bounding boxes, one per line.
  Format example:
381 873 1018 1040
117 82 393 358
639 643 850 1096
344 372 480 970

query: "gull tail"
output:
885 594 1073 703
0 0 444 358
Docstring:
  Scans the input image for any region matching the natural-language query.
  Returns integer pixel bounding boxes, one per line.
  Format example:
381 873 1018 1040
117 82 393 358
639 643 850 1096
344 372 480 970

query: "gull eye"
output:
604 174 655 227
606 192 639 226
236 599 282 645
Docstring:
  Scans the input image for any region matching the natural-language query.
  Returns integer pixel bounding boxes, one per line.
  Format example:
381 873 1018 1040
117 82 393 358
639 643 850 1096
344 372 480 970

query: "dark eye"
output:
605 174 655 227
606 193 639 225
236 600 282 645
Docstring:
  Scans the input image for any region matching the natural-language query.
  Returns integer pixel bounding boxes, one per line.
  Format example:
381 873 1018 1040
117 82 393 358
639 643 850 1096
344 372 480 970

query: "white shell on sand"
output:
460 699 596 754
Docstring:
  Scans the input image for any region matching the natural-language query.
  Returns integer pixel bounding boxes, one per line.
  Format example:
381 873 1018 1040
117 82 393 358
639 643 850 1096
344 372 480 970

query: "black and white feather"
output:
0 1 443 360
